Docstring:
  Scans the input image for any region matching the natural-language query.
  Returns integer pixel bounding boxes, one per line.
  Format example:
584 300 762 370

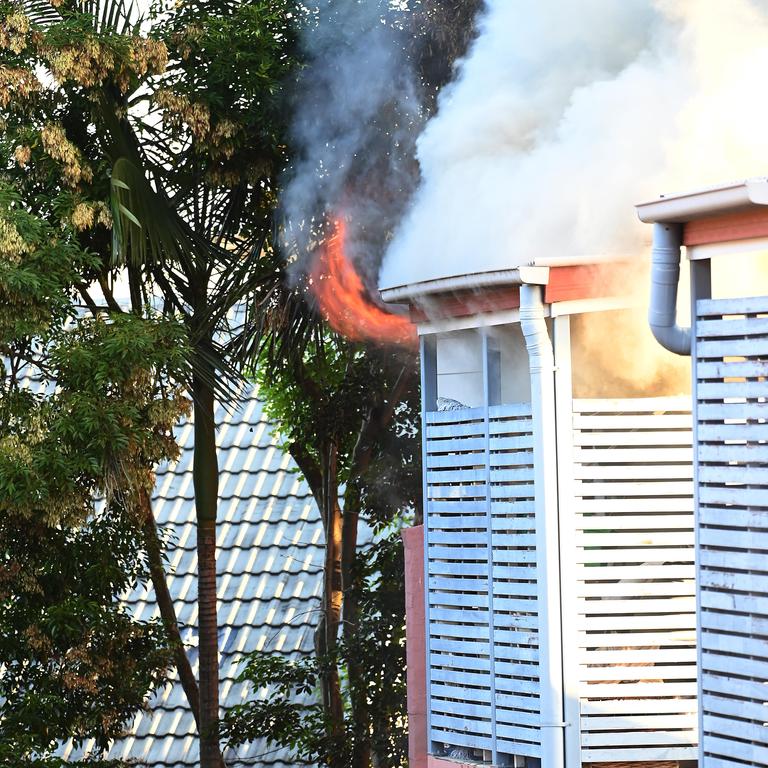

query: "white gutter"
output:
637 176 768 223
519 284 565 768
379 266 549 304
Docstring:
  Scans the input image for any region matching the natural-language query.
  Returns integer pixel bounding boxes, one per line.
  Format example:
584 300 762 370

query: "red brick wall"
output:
403 525 427 768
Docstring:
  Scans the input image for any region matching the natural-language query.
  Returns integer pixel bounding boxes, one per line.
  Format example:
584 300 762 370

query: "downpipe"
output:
649 223 692 356
520 284 566 768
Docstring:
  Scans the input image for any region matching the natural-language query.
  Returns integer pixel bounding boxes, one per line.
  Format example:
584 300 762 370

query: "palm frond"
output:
21 0 142 33
110 157 200 279
19 0 63 27
110 159 249 404
96 0 141 36
191 337 246 408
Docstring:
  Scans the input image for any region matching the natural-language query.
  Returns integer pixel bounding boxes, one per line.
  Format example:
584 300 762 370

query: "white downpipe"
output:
520 284 566 768
649 223 691 356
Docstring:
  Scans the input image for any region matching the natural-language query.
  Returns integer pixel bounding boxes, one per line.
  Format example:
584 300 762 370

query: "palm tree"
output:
14 1 298 764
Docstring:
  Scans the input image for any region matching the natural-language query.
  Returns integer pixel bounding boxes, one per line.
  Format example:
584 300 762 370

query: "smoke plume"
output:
281 1 422 288
379 0 768 290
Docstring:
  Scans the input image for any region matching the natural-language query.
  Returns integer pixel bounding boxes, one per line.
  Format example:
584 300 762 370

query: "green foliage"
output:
0 83 188 762
223 654 323 761
158 0 299 192
1 0 301 763
223 531 408 767
342 533 408 765
0 310 189 525
256 337 369 482
0 184 98 344
0 509 172 763
256 335 421 526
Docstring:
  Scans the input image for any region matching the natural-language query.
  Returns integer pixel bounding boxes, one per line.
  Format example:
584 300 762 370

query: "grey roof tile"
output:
61 384 324 767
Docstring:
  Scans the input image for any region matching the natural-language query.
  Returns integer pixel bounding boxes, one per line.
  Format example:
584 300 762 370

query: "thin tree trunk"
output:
138 489 202 728
315 443 345 766
192 364 224 768
339 377 411 768
341 481 371 768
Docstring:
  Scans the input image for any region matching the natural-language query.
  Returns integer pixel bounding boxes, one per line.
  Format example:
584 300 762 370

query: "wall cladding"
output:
695 296 768 768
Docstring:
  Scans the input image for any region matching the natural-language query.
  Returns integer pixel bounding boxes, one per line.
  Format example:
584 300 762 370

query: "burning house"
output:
638 177 768 768
381 263 697 768
283 1 768 766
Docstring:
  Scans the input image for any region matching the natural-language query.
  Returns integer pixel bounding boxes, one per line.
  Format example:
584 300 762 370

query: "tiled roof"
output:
61 386 324 767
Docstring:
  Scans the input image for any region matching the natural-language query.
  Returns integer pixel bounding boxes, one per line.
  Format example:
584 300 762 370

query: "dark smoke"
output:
281 1 423 288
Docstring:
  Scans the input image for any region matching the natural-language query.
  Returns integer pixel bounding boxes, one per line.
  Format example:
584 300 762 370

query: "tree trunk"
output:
192 364 224 768
137 489 202 729
341 481 371 768
315 443 345 767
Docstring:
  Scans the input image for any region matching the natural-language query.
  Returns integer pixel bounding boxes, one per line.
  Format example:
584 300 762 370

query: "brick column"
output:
403 525 427 768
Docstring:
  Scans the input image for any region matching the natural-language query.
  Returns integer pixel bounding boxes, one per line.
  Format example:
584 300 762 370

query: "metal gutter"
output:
379 266 549 304
637 177 768 223
531 254 638 267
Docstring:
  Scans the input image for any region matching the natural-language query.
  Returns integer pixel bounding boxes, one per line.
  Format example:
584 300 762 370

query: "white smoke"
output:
281 1 422 285
379 0 768 290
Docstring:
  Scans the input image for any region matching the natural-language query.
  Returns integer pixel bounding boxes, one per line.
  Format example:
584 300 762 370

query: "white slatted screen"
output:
695 296 768 768
426 397 700 765
490 405 541 760
425 403 541 763
426 407 494 757
571 398 698 764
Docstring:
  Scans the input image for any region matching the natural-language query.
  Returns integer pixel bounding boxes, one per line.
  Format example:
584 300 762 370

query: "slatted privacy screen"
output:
489 404 540 760
571 398 698 765
695 296 768 768
424 403 541 763
426 406 494 758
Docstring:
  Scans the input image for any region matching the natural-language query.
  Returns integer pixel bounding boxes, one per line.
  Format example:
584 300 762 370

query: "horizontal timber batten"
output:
422 393 697 767
425 401 540 764
570 398 697 766
694 294 768 768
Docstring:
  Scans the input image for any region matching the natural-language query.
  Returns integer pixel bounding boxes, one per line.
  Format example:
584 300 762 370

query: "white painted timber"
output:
489 403 541 762
569 398 698 765
424 403 541 764
695 294 768 768
424 386 703 765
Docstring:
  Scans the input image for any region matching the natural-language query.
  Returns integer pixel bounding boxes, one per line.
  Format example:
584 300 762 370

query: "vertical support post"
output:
487 333 502 407
690 257 710 767
482 332 499 766
420 334 437 755
553 315 580 766
422 334 438 413
520 285 565 768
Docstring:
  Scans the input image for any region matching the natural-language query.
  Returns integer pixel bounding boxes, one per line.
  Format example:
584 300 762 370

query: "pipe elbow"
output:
648 223 691 357
520 284 554 372
649 322 691 356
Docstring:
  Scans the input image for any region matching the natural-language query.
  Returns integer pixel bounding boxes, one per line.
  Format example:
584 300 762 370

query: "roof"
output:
61 385 324 767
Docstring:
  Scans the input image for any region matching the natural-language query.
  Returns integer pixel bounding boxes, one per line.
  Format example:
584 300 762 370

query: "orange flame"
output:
311 220 417 348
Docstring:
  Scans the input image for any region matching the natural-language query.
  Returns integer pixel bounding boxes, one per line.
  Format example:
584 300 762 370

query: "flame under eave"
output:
311 219 417 348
